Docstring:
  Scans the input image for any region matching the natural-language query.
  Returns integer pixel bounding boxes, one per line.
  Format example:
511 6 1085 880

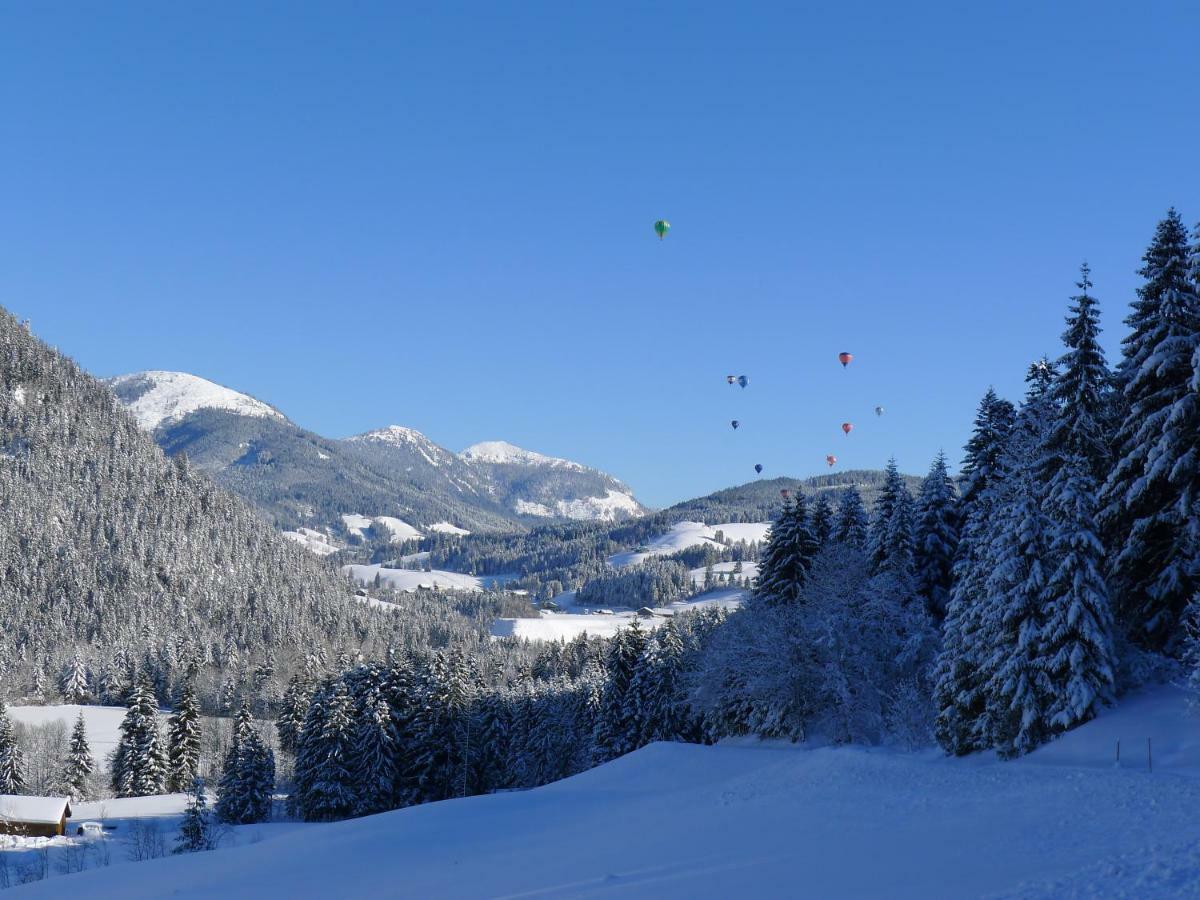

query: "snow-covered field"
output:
609 521 770 568
10 687 1198 898
8 705 166 770
281 527 340 557
106 371 285 431
343 564 484 593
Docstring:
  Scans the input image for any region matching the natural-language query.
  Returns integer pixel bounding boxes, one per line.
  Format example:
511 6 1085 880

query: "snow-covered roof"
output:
0 795 71 825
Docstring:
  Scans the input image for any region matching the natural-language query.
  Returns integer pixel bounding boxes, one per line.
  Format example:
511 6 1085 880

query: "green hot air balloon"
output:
654 220 671 240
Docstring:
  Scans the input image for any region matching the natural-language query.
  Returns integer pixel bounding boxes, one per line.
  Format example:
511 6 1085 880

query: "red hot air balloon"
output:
826 455 837 467
838 352 853 367
841 422 853 435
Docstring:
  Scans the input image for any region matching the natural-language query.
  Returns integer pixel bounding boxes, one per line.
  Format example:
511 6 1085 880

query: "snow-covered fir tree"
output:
1038 265 1116 736
810 493 835 546
174 777 213 854
352 693 398 815
216 701 276 825
61 711 94 800
111 676 167 797
592 619 647 762
1102 210 1200 650
833 487 869 547
914 451 959 620
167 682 202 793
753 493 819 605
0 699 26 794
58 653 90 704
295 681 357 821
933 388 1016 754
868 458 916 577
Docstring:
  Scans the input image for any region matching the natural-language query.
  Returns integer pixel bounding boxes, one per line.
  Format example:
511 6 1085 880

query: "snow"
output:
460 440 585 470
342 564 483 593
347 426 447 467
107 371 285 431
516 489 642 522
429 522 470 536
491 589 745 642
281 528 340 557
15 685 1200 899
8 705 165 770
609 521 771 567
340 514 422 543
0 795 70 825
12 386 26 406
689 561 759 588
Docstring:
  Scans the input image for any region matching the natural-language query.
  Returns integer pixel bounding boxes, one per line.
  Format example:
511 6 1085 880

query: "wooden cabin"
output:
0 795 72 838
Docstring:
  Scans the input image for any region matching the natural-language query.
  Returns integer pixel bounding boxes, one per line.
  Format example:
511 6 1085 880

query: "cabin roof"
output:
0 795 72 825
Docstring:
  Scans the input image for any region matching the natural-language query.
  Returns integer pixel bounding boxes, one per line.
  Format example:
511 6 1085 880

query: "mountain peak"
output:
460 440 584 471
347 425 434 447
107 370 286 431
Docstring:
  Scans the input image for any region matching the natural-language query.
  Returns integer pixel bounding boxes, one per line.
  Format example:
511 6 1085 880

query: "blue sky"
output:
2 1 1198 508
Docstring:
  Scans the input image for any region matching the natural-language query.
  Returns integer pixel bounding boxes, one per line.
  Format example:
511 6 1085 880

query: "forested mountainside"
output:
0 308 475 708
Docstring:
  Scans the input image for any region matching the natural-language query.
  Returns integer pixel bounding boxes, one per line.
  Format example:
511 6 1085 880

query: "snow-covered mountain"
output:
104 371 645 537
107 370 286 430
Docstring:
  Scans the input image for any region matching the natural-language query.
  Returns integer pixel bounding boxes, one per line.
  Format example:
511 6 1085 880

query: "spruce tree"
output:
352 694 398 815
833 487 869 548
216 702 275 825
869 459 916 577
933 388 1015 755
297 681 356 821
0 700 26 794
277 672 313 756
810 493 835 546
1102 210 1200 649
112 676 167 797
914 451 959 620
62 711 94 800
174 777 212 854
166 682 202 793
754 494 819 605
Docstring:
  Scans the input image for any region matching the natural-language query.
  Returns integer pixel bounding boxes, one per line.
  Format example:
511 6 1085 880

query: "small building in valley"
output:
0 795 72 837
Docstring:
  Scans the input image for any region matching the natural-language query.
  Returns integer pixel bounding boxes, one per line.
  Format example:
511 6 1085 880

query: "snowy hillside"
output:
609 520 770 568
106 371 285 431
343 563 488 593
8 705 164 770
14 687 1199 899
346 425 467 472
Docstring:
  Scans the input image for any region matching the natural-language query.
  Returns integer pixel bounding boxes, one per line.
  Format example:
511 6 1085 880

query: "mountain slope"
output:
107 370 286 430
461 440 645 522
0 309 408 700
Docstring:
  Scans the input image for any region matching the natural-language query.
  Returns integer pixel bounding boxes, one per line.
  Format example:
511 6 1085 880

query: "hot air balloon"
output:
737 375 749 389
838 352 853 368
726 375 737 384
731 420 740 430
654 220 670 240
875 406 884 416
826 454 837 467
841 422 853 435
780 489 791 499
754 463 763 474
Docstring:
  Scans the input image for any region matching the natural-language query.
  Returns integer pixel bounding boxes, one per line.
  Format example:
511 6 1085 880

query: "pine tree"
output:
59 653 90 704
1037 265 1116 736
0 700 26 794
166 682 202 793
61 711 94 800
352 694 398 815
112 675 166 797
277 672 313 756
297 681 357 821
592 620 648 762
810 493 835 546
833 487 869 548
1103 210 1200 650
914 451 959 620
869 459 916 577
216 702 275 825
754 494 819 605
174 777 212 854
933 388 1016 755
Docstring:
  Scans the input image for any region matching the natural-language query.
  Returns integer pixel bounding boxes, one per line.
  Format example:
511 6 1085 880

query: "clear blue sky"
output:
3 1 1198 507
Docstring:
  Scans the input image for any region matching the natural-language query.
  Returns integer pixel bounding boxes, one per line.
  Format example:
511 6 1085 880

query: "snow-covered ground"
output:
609 521 770 568
281 527 340 557
107 371 285 431
343 564 483 593
688 560 759 588
429 522 470 536
515 489 642 521
8 705 167 770
491 589 746 642
460 440 586 471
11 686 1199 898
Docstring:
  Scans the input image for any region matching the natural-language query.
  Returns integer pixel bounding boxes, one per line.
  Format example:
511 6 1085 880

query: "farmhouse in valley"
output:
0 795 72 837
